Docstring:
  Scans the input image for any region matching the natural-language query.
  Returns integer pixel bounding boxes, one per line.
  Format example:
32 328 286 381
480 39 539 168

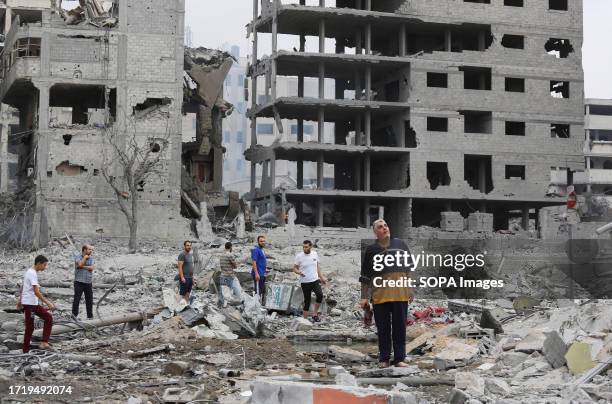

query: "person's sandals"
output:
378 361 390 368
394 361 410 367
38 343 54 351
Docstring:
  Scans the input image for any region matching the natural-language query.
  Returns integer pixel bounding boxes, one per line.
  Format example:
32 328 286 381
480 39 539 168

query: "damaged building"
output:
245 0 584 234
181 47 236 221
0 0 187 245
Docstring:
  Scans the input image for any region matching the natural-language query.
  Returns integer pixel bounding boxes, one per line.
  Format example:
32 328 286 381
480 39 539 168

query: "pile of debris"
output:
55 0 118 27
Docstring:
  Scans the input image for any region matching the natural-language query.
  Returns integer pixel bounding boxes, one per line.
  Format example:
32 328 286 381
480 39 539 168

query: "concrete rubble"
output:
0 230 609 403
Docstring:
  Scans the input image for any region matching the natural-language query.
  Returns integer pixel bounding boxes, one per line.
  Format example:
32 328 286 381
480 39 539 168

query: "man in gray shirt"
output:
73 244 95 319
178 241 194 302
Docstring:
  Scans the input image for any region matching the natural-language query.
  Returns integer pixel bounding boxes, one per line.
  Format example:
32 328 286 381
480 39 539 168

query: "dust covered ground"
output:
0 228 611 403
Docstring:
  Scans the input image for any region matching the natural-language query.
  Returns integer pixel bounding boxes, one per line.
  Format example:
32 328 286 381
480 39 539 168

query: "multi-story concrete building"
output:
0 0 186 245
246 0 584 233
0 0 51 194
578 99 612 196
222 44 334 196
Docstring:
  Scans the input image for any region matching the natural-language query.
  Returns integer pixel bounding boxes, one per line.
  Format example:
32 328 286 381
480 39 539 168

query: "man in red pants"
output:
17 255 55 353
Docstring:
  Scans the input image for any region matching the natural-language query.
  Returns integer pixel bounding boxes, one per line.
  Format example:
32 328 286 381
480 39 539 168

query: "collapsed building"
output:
0 1 239 246
245 0 584 235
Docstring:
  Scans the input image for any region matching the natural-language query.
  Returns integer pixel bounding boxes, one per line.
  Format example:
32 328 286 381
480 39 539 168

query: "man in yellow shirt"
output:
360 219 413 368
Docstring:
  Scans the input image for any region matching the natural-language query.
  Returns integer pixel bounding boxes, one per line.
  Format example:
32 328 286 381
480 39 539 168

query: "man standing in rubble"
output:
218 242 243 308
360 219 413 368
251 235 267 304
293 240 327 322
73 244 95 320
178 240 195 303
17 255 55 353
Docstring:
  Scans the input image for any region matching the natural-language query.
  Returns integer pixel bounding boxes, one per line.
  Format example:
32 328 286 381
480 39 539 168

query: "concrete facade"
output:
245 0 584 233
0 0 187 244
578 99 612 195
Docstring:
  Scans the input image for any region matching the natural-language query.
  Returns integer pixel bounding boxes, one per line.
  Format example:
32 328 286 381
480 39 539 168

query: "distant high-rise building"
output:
221 45 334 195
185 25 193 48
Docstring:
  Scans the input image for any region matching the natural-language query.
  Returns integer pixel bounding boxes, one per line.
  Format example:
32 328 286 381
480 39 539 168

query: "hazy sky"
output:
185 0 612 99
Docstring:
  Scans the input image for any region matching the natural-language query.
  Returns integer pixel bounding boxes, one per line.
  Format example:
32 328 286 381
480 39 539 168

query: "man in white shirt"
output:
293 240 327 322
17 255 55 353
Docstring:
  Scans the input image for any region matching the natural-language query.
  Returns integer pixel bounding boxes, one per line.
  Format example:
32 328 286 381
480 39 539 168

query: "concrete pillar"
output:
317 197 324 227
250 162 256 196
586 156 591 192
521 207 529 230
478 158 486 193
364 154 371 191
4 8 12 34
271 3 278 101
365 110 371 146
317 154 324 189
363 198 370 228
355 31 362 55
270 156 276 190
250 0 259 146
365 65 372 100
318 108 325 143
297 159 303 189
445 29 452 52
0 122 7 194
355 114 362 145
354 157 361 191
365 23 372 55
319 19 326 53
399 24 406 56
354 70 361 100
319 0 325 6
318 62 325 99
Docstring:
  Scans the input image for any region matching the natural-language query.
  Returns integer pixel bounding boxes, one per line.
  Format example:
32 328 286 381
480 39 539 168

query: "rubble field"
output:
0 230 611 403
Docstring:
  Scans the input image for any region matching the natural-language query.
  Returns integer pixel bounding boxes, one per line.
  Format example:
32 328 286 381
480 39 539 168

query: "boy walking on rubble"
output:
217 242 243 308
293 240 327 322
360 219 413 368
17 255 55 353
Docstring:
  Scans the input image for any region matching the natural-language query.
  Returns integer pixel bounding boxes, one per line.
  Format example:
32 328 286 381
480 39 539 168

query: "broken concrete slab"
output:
405 332 434 355
485 377 511 395
542 331 567 369
455 371 485 396
448 388 469 404
335 373 358 387
291 317 313 332
435 341 479 369
249 379 418 404
356 366 420 378
515 331 546 353
497 351 529 367
328 345 368 362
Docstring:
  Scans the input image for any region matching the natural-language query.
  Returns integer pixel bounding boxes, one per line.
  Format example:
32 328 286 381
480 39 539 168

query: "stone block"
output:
515 331 546 353
485 377 511 395
291 317 313 332
542 331 567 369
441 212 464 231
467 213 494 232
455 372 485 396
565 342 596 375
328 345 368 362
448 388 469 404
